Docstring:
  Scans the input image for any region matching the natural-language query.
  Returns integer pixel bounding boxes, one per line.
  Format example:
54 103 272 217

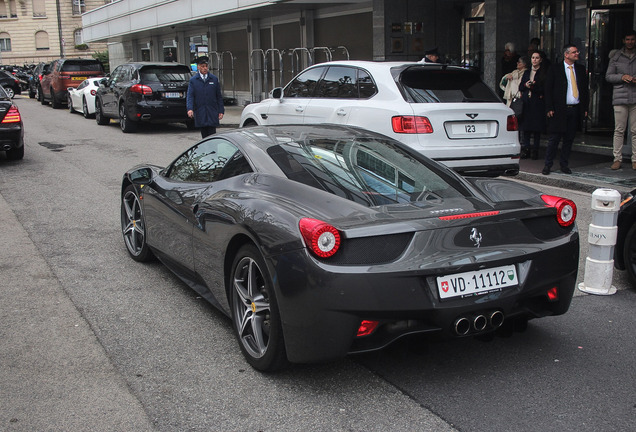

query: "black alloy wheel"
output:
230 244 287 372
95 99 109 125
121 185 153 262
623 223 636 287
119 103 137 133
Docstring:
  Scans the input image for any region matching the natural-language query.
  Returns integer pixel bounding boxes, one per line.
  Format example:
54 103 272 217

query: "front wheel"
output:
121 185 154 262
623 223 636 288
230 245 288 372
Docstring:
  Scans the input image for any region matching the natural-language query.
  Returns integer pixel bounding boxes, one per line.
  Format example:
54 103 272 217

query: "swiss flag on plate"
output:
441 281 449 292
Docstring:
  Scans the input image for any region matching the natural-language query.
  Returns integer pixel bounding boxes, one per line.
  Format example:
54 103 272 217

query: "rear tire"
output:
51 89 61 108
230 244 288 372
119 103 137 133
68 94 75 113
3 86 15 99
82 97 94 119
95 99 109 125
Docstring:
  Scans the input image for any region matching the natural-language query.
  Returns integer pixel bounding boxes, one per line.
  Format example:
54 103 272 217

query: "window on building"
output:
8 0 16 17
72 0 86 15
74 29 83 45
0 33 11 51
35 30 49 50
32 0 46 17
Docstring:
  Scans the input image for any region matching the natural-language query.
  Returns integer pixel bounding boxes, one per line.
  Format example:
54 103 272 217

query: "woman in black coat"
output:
518 51 548 160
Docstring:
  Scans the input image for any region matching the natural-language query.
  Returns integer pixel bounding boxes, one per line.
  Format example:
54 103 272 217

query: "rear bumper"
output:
271 234 579 364
129 100 189 123
0 125 23 150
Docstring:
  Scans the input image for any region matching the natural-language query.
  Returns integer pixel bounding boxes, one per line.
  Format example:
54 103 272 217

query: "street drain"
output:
39 142 66 152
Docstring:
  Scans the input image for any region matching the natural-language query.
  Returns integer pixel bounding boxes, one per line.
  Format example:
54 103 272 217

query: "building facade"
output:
82 0 636 136
0 0 109 66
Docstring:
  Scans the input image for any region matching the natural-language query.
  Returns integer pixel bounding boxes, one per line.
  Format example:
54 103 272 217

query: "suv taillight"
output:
2 105 21 123
130 84 153 95
391 116 433 134
507 115 518 131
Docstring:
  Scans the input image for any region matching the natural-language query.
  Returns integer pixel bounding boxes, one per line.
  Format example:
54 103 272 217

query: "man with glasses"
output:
542 44 588 175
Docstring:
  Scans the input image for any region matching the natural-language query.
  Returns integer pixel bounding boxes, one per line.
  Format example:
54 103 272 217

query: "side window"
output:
358 69 377 98
284 67 324 98
168 139 252 183
315 67 358 99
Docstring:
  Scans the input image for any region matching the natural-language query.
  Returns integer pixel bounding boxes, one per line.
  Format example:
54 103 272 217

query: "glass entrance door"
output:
588 7 634 132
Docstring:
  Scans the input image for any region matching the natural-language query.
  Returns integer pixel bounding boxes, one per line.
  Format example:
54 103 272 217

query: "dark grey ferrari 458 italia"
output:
121 124 579 371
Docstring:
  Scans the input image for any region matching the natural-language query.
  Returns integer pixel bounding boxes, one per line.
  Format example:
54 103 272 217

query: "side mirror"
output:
130 167 153 185
271 87 283 99
98 77 109 86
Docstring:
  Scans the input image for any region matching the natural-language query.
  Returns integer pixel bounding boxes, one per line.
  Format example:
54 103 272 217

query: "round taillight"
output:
299 218 341 258
90 89 96 96
541 195 577 227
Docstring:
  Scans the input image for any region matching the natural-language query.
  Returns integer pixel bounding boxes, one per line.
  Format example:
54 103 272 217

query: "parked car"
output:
0 85 24 160
240 61 520 177
121 124 578 371
95 62 193 133
28 62 47 99
615 188 636 287
0 70 22 99
67 77 101 119
40 58 104 108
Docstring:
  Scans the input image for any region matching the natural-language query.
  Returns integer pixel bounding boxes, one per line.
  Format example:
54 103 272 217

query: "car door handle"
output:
336 109 347 116
295 106 304 113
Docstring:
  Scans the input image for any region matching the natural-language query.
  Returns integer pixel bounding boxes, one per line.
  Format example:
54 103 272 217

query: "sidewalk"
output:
220 106 635 194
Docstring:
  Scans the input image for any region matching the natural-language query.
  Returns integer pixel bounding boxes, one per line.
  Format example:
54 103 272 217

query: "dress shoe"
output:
560 166 572 174
542 166 550 175
611 161 621 170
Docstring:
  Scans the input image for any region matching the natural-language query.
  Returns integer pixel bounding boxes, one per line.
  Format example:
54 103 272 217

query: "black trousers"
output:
545 105 578 168
201 126 217 138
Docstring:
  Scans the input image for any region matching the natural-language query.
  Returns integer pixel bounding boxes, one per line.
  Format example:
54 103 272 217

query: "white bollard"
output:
578 188 621 295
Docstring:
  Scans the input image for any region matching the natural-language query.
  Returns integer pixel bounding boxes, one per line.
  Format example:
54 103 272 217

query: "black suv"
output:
28 62 47 99
95 62 193 133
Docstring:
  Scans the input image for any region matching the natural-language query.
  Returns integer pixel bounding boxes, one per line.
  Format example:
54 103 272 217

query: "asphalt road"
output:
1 96 634 431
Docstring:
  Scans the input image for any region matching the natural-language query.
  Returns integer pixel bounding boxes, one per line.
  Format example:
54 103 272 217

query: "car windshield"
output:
61 61 104 72
139 66 191 83
267 134 467 207
398 67 500 103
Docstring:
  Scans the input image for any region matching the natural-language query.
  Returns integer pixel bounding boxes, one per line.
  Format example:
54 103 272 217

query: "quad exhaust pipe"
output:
453 311 505 335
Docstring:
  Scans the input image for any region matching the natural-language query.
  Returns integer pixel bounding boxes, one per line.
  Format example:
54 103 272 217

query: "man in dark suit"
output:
542 44 589 175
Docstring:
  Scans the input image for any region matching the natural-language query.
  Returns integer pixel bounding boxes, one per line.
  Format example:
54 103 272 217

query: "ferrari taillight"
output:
90 89 96 96
130 84 153 95
507 115 518 131
391 116 433 134
1 105 21 123
299 218 341 258
541 195 577 227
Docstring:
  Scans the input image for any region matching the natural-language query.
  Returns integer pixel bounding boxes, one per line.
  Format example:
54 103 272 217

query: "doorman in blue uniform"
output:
187 56 225 138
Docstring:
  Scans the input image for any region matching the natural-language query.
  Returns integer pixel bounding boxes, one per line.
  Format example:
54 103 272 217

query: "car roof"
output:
304 60 468 72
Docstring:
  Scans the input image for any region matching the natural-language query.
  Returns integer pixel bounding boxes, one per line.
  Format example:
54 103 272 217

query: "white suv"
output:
240 61 520 177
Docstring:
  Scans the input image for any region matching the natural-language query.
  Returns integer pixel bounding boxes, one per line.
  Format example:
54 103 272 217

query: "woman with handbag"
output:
518 51 548 159
499 56 529 110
